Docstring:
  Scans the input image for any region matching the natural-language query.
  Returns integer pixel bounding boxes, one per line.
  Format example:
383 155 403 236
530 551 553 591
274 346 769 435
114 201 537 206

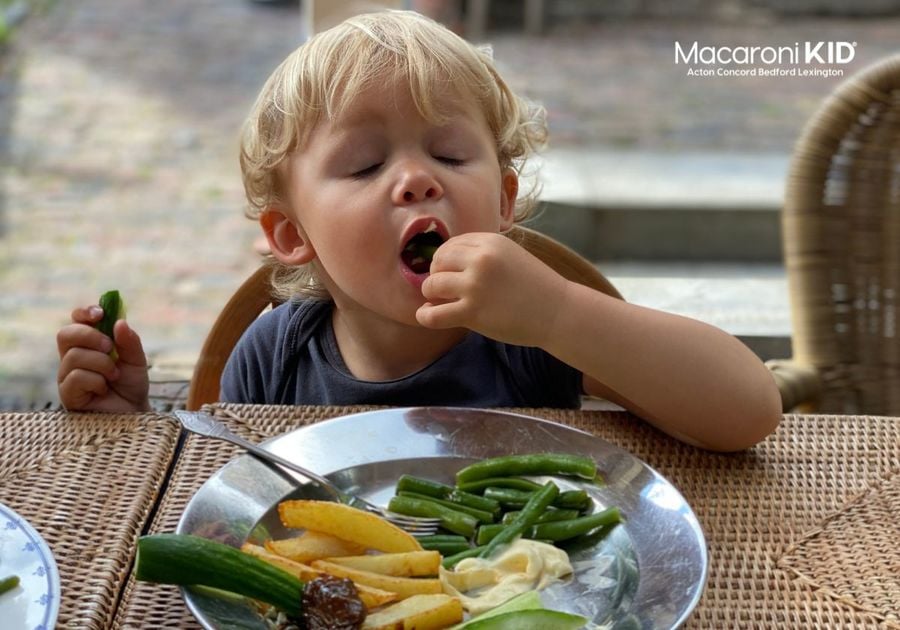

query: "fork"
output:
173 410 441 535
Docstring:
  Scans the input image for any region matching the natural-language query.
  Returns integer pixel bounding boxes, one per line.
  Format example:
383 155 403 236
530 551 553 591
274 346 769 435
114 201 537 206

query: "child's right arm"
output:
56 305 151 412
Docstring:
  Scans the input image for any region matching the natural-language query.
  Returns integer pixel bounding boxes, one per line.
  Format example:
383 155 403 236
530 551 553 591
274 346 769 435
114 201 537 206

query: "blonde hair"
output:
240 10 547 299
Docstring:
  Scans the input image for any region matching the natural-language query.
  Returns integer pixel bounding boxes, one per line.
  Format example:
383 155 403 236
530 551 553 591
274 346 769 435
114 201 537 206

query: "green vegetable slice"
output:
96 289 126 360
0 575 19 596
459 609 588 629
136 534 304 618
450 590 543 629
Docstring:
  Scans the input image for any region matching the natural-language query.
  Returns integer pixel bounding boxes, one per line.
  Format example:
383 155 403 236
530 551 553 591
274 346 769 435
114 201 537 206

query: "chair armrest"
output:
765 359 824 412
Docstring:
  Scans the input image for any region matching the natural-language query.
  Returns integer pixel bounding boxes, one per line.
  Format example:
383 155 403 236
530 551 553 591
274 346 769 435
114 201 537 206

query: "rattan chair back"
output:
186 226 623 410
783 54 900 414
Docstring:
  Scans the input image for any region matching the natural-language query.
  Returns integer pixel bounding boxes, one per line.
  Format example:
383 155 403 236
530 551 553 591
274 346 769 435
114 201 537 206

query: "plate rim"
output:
177 406 708 629
0 500 62 630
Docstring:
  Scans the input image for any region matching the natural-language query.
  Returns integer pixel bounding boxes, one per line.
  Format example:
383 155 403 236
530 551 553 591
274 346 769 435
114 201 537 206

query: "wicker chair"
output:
185 226 624 410
766 54 900 414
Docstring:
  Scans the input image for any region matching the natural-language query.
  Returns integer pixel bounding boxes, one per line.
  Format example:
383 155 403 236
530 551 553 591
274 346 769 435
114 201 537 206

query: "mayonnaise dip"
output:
439 539 573 615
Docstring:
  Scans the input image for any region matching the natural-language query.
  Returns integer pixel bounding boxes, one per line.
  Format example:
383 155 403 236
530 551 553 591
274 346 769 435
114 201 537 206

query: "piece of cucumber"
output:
135 534 304 619
450 590 542 629
0 574 20 595
96 290 126 360
461 609 588 629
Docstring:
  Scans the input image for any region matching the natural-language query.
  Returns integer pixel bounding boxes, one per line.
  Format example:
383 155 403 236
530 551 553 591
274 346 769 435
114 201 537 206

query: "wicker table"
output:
0 411 180 628
105 405 900 629
8 407 897 628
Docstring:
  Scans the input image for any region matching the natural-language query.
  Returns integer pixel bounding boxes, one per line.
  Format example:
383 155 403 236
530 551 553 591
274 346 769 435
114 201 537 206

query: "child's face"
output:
272 80 518 326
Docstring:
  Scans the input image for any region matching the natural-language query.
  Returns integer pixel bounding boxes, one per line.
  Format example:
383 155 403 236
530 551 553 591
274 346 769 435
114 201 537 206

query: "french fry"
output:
323 550 441 577
361 594 464 630
241 543 398 609
311 559 443 599
265 530 366 563
278 500 423 553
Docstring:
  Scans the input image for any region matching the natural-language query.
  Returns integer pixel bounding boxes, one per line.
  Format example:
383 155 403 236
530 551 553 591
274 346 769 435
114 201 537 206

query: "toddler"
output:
56 10 781 451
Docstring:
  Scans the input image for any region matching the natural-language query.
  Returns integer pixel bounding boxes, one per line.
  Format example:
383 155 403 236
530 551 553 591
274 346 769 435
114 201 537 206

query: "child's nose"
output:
393 163 443 205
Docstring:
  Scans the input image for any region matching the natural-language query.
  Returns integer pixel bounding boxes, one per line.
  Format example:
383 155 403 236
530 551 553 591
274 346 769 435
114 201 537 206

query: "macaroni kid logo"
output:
675 41 856 78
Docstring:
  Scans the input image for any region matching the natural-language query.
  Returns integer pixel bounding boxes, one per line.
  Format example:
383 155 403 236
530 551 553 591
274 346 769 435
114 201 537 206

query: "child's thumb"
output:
113 319 148 367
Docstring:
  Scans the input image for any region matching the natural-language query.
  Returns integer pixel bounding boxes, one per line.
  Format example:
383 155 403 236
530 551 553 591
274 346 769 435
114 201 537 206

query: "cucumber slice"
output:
136 534 304 618
461 609 588 629
450 590 542 629
96 290 125 360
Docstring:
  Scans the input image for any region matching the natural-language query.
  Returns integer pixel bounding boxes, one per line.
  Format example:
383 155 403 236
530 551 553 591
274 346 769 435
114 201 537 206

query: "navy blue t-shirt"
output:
221 300 582 408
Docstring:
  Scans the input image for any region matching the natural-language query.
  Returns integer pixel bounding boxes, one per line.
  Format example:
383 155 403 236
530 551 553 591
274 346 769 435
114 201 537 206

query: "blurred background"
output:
1 0 898 409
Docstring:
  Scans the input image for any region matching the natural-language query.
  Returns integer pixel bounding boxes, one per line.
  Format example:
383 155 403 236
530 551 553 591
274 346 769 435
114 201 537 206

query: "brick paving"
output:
1 1 898 407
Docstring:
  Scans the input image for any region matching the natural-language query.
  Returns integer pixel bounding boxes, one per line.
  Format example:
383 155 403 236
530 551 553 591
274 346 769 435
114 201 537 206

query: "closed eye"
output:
351 163 382 179
436 156 464 167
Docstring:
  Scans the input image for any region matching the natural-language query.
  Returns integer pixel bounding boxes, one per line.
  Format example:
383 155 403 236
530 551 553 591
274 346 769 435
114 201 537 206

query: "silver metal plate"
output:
176 407 707 629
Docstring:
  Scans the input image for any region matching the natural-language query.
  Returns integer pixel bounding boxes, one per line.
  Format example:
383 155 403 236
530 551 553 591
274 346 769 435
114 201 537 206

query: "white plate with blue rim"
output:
0 502 61 630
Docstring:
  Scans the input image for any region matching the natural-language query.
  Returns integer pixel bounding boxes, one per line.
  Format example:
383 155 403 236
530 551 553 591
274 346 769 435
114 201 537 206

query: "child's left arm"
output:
418 232 782 451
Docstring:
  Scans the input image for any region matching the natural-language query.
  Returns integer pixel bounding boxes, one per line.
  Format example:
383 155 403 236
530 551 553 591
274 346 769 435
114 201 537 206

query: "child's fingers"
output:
58 368 110 410
429 245 469 273
57 323 114 358
70 304 104 325
112 320 148 367
416 299 469 330
57 347 118 384
421 271 464 302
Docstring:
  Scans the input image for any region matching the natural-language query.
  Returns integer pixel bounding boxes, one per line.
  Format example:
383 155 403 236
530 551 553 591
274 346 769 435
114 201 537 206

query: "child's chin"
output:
385 299 429 328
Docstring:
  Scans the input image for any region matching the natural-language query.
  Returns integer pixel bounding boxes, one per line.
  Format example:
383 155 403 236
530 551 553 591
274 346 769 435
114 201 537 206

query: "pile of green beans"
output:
385 453 623 568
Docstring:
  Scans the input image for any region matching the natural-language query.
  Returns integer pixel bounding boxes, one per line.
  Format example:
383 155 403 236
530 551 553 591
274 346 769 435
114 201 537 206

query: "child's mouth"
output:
401 230 444 275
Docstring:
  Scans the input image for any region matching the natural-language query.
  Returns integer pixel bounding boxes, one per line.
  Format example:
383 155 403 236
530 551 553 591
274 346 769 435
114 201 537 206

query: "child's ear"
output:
259 207 316 265
499 168 519 231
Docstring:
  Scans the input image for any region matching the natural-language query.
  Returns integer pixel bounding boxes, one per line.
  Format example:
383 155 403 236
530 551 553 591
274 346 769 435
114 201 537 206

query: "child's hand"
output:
56 305 151 412
416 232 568 346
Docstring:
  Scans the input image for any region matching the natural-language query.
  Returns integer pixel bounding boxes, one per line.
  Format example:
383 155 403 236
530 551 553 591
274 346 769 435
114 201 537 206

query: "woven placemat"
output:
0 411 180 629
778 468 900 626
113 406 900 629
112 405 375 628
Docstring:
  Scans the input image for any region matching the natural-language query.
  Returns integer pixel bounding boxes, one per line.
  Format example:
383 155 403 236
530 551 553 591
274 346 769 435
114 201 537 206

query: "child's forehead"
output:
328 75 484 130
